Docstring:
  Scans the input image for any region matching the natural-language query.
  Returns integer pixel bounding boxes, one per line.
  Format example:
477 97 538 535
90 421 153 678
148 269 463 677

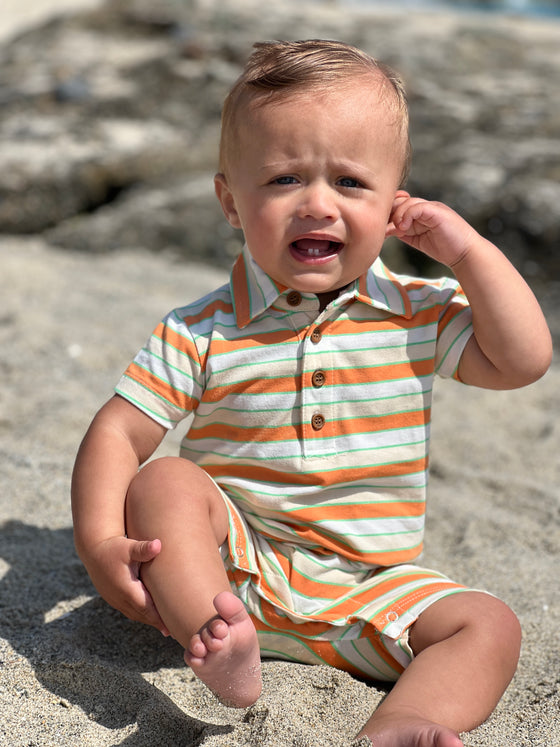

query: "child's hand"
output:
386 191 481 269
83 535 170 636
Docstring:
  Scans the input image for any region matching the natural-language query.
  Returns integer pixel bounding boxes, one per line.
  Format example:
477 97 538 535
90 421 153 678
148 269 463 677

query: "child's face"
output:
215 77 407 296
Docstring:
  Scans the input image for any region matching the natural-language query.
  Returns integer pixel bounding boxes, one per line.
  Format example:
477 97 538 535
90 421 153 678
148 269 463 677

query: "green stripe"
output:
188 411 427 435
207 353 436 381
202 374 433 398
183 435 428 462
115 387 178 427
140 348 198 386
437 314 473 372
348 638 401 679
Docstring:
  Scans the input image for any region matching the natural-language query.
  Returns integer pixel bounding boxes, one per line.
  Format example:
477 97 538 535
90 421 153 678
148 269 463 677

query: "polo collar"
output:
230 245 413 329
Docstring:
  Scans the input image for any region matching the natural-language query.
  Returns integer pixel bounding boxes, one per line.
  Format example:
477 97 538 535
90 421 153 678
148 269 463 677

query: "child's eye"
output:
274 175 298 185
337 176 362 189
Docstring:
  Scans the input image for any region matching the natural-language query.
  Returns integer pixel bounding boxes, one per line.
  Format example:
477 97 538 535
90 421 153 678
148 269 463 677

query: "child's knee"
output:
489 597 522 662
127 456 184 503
468 594 522 680
410 592 521 661
470 594 521 653
126 456 229 541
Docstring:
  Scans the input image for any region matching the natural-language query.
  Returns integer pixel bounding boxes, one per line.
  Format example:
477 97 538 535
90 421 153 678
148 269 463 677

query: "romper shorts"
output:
216 486 474 682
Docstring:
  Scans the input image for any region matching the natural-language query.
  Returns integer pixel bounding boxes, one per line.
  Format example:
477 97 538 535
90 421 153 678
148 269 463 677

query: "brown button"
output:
311 413 325 431
286 291 302 306
312 369 326 388
310 328 322 344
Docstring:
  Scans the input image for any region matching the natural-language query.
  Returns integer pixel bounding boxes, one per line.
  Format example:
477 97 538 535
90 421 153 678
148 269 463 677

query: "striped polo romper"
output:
116 246 475 681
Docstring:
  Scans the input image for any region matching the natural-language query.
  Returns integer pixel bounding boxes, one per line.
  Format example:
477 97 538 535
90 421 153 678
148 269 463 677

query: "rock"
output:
45 175 243 267
0 116 193 233
0 0 559 287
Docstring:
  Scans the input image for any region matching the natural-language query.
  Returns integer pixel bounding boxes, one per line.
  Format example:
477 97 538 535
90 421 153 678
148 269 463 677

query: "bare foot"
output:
358 712 464 747
184 591 262 708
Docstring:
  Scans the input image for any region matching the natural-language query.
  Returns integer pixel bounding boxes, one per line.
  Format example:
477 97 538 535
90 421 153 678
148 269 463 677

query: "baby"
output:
72 40 552 746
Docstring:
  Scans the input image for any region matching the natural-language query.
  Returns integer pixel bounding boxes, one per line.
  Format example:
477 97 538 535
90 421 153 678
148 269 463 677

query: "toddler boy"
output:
72 40 552 746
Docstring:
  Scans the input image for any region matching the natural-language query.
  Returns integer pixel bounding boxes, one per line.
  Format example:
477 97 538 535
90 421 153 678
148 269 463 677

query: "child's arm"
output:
387 193 553 389
71 394 169 634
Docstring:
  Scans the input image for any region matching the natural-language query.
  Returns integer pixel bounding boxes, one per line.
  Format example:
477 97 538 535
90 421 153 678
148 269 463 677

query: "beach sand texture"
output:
1 239 558 746
1 1 559 745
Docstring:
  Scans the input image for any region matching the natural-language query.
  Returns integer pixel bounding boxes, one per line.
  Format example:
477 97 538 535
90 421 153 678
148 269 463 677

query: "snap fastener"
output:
311 413 325 431
311 369 326 388
386 610 399 623
286 291 302 306
310 328 322 344
235 546 245 558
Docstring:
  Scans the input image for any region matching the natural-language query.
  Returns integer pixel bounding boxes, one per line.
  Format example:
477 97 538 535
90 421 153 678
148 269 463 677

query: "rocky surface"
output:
1 0 559 287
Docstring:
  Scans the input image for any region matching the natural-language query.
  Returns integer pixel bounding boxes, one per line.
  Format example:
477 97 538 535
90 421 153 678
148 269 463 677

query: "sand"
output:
0 236 558 746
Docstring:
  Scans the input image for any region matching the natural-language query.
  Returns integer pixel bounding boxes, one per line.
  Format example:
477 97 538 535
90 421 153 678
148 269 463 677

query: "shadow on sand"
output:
0 520 234 745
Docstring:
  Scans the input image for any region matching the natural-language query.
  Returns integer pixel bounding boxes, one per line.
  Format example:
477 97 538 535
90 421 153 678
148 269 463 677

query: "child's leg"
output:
356 591 521 746
125 456 262 708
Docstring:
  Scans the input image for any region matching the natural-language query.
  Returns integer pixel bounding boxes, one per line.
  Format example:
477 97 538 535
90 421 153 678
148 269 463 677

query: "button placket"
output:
300 323 335 455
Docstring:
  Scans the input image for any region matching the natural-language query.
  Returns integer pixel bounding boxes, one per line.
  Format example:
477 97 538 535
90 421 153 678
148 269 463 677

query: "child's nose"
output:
297 182 339 221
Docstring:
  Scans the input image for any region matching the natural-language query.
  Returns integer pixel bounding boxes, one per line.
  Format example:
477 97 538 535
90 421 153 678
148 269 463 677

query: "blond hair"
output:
219 39 411 187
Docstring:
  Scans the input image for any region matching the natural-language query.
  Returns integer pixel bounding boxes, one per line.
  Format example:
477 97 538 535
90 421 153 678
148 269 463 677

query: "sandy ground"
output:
0 236 558 746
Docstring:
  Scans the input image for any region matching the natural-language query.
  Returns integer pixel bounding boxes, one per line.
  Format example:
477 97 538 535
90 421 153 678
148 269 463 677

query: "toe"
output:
188 633 207 659
213 591 249 625
201 624 225 652
208 616 229 640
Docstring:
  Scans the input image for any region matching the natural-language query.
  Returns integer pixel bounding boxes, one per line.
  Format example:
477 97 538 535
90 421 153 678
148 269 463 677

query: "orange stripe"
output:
189 408 427 444
181 298 234 326
286 499 425 524
154 322 198 357
151 322 209 376
438 300 469 334
252 604 405 676
324 571 441 616
123 363 198 411
199 358 435 404
206 458 427 488
330 303 450 333
270 550 353 600
271 528 422 566
369 581 465 631
201 374 298 403
337 357 435 385
205 328 302 354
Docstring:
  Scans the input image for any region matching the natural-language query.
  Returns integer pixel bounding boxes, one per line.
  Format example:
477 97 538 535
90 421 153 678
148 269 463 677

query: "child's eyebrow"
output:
258 160 378 179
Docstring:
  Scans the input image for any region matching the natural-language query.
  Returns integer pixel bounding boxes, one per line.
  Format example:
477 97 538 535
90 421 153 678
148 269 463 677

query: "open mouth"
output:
290 239 343 259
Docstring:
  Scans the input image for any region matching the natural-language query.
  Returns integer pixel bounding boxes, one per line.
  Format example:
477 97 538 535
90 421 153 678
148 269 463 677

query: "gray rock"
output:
0 0 558 290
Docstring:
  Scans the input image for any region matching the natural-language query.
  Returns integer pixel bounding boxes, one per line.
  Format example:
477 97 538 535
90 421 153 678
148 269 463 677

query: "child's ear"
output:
394 189 410 201
214 173 242 229
387 190 410 222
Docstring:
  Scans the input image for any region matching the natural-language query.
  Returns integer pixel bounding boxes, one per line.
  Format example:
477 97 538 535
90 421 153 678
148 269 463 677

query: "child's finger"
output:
127 576 170 635
129 537 162 563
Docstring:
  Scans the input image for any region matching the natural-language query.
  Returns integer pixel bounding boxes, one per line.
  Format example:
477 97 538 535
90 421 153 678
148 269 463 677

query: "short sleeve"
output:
434 283 473 380
115 308 204 429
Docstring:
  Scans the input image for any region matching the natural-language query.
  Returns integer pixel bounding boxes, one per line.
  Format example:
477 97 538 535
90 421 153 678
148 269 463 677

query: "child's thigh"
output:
125 456 229 545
